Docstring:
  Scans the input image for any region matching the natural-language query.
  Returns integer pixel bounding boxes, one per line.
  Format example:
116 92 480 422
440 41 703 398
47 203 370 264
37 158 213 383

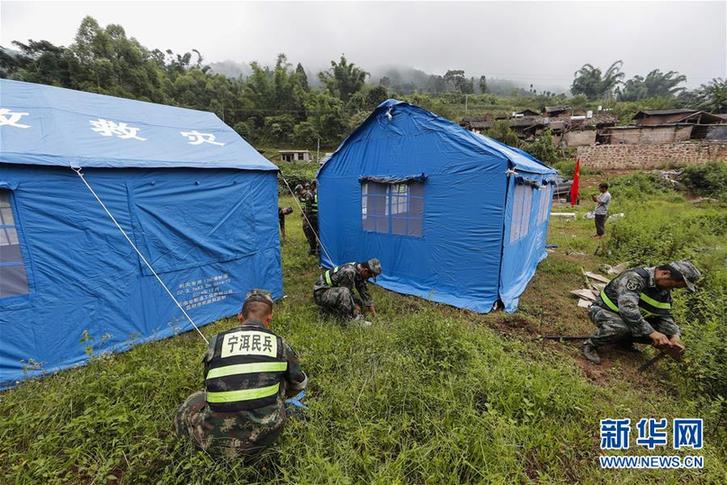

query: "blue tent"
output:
0 80 281 389
317 99 557 313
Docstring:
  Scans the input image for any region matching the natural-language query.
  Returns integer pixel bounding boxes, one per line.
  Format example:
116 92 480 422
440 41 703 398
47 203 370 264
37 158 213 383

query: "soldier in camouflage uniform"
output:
303 180 319 256
175 290 307 458
313 259 382 322
582 261 701 364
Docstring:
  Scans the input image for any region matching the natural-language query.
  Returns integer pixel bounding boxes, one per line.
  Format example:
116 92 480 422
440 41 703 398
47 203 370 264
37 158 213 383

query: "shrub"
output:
521 129 559 165
486 120 520 148
680 161 727 198
607 171 674 200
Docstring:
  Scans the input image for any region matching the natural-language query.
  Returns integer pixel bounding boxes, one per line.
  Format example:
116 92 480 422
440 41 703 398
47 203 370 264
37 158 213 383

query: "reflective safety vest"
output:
204 326 288 412
306 192 318 217
323 262 355 287
599 268 673 318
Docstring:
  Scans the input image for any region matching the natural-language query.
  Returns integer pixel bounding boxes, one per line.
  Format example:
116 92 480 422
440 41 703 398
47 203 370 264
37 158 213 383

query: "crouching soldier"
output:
313 259 382 324
175 289 307 458
582 261 701 364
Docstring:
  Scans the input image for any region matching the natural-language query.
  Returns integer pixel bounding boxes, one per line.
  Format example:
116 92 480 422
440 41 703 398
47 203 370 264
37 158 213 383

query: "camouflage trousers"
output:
302 217 319 255
313 287 359 318
174 391 284 459
586 305 680 348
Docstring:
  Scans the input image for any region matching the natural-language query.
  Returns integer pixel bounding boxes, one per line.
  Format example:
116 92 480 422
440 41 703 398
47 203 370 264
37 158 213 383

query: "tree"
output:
366 85 389 108
293 62 309 91
319 55 368 102
479 75 488 94
427 74 446 94
696 78 727 113
2 40 78 86
444 70 473 93
571 60 624 100
617 69 687 101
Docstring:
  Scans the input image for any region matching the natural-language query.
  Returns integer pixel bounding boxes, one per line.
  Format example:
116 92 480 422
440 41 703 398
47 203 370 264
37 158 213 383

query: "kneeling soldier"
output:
582 261 701 364
175 290 307 458
313 259 382 323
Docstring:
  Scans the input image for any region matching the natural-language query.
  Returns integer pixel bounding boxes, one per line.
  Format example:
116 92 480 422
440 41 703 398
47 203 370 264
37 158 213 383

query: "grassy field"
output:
1 174 726 484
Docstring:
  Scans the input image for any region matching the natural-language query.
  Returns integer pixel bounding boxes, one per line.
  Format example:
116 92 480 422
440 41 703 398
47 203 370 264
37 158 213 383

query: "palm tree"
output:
571 60 624 100
618 69 687 100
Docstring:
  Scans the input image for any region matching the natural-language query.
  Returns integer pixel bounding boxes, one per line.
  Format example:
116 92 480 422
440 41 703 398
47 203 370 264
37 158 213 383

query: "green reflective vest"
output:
204 325 288 412
599 268 673 318
323 262 355 287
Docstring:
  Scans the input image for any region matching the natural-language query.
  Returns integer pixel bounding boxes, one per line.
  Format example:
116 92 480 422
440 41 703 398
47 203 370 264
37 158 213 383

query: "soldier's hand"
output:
369 306 377 318
649 331 670 348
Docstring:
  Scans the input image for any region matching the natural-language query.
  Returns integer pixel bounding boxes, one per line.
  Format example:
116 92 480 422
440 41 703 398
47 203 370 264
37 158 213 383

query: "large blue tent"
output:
0 80 281 389
318 99 557 313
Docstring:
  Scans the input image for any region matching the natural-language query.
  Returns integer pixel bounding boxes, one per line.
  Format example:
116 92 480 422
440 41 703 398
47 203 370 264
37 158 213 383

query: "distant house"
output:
279 149 311 162
543 106 571 117
513 108 540 117
508 116 548 139
604 110 727 143
633 109 725 126
602 125 695 145
459 117 492 133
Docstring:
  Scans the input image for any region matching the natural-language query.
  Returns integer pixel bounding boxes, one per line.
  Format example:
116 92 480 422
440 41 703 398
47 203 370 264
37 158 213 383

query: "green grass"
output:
1 186 726 483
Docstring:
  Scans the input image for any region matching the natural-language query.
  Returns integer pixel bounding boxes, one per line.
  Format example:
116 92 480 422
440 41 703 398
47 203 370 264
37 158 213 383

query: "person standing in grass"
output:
582 261 701 364
591 182 611 238
175 290 307 458
303 180 320 256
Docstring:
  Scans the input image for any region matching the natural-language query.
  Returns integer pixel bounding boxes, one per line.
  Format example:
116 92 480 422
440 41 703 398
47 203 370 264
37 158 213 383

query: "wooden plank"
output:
571 289 597 301
577 299 592 308
585 272 610 284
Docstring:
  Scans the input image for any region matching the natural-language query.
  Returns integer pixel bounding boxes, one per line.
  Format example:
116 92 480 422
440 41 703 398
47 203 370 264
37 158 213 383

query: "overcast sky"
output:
2 0 725 90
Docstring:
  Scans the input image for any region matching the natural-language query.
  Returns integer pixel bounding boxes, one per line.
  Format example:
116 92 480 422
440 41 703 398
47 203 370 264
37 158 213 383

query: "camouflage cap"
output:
367 258 382 276
668 260 701 292
244 288 274 306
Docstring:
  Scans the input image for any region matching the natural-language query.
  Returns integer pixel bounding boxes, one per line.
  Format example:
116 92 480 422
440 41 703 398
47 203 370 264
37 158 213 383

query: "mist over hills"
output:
208 59 568 95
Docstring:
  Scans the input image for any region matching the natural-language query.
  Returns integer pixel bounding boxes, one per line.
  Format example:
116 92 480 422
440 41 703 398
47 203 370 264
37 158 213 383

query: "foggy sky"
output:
2 1 725 90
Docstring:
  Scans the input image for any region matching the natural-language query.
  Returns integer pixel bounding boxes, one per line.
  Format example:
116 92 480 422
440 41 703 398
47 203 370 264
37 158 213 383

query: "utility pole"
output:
465 94 469 115
316 137 320 163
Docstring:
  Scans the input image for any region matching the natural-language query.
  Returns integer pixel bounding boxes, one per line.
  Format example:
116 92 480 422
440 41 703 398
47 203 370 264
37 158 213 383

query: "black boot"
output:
582 342 601 364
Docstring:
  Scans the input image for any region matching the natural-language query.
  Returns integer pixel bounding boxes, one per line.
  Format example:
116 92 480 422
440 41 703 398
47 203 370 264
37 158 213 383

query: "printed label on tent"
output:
177 273 234 310
221 330 277 358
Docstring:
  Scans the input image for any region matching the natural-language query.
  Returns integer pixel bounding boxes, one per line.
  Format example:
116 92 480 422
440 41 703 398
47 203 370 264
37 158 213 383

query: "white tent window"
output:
391 183 424 237
537 186 552 224
0 190 29 298
510 184 533 243
361 182 389 233
362 181 424 237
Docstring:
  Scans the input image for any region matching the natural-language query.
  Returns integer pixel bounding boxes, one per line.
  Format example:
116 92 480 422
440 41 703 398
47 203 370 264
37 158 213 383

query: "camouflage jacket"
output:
596 267 679 337
314 263 373 307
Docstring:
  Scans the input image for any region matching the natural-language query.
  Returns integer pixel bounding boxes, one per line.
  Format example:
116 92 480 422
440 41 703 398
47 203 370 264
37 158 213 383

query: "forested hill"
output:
2 16 725 150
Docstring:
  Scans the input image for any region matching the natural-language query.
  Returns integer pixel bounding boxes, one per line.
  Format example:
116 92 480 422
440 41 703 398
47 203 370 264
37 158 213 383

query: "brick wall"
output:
576 142 727 170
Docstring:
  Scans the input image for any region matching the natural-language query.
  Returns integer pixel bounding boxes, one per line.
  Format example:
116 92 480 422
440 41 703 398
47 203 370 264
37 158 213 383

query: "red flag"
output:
570 159 580 206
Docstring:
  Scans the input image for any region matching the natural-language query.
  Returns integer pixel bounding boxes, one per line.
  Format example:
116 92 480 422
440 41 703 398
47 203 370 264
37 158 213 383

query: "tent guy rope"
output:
71 165 209 345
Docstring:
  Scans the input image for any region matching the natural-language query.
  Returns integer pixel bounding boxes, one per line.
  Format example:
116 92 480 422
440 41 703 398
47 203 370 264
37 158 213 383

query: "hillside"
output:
1 172 725 483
